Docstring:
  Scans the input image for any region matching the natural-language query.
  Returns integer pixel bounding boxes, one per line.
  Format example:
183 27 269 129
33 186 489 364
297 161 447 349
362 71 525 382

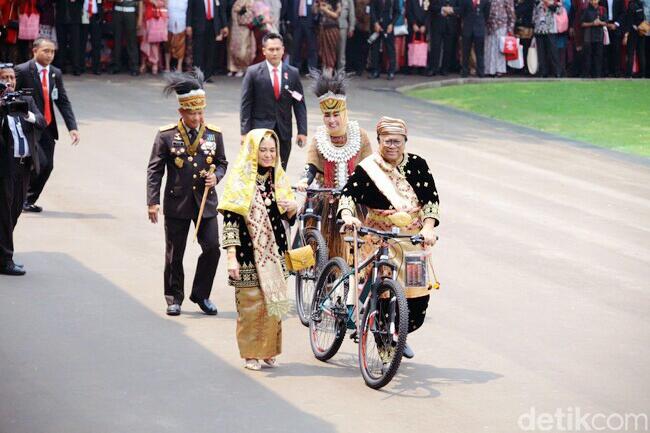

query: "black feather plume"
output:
309 68 348 97
163 67 205 96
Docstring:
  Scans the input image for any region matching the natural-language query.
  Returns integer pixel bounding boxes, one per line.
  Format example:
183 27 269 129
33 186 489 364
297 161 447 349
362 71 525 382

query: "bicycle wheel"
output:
359 278 409 389
295 229 328 327
309 257 350 361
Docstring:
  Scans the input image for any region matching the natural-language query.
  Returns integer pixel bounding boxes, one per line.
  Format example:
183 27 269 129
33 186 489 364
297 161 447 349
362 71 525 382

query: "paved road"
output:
1 75 648 433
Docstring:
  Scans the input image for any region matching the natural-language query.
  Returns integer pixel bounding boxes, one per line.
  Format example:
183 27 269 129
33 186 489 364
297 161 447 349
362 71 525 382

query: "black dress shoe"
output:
369 72 380 79
1 261 26 276
130 71 140 77
387 72 395 80
166 304 181 316
23 203 43 212
425 69 435 77
191 298 218 315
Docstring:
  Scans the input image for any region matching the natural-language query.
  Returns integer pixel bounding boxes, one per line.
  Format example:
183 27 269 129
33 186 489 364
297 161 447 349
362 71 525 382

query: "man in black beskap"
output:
240 33 308 170
0 64 46 276
14 38 80 213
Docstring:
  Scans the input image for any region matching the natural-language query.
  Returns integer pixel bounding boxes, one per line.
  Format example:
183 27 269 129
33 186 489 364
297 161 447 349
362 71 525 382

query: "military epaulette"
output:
205 124 221 133
159 123 176 132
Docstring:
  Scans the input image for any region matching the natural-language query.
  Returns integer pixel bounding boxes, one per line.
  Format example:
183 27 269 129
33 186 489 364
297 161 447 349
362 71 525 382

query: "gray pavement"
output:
1 74 649 433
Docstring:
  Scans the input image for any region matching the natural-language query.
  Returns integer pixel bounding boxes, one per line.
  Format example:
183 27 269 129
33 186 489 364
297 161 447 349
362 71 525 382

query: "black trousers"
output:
81 14 103 73
582 41 604 78
626 32 646 77
462 34 484 76
26 131 55 206
430 27 456 74
111 11 139 73
292 18 318 71
605 27 622 76
536 33 561 77
371 32 396 74
164 215 221 305
0 159 31 265
193 21 218 78
55 22 83 73
348 29 370 74
277 135 291 170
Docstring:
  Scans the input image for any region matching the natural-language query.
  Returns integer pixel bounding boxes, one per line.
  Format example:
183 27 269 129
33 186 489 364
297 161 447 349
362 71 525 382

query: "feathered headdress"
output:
310 68 348 114
163 68 206 111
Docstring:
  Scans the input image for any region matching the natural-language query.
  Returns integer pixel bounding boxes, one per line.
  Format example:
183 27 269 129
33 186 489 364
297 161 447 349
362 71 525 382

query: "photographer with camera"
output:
0 63 46 276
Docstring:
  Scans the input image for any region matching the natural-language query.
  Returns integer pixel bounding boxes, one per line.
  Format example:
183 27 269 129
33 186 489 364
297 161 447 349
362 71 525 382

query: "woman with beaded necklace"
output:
218 129 299 371
294 69 373 259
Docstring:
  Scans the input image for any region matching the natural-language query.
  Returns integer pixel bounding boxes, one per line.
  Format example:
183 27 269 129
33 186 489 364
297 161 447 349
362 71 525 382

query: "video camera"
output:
0 82 32 117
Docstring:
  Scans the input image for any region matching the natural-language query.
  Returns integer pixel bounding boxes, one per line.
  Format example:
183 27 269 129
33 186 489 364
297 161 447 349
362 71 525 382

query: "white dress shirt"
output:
8 115 32 158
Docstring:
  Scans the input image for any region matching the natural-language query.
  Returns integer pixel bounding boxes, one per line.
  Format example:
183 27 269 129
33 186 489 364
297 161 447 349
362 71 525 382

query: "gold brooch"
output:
206 156 213 164
174 157 184 168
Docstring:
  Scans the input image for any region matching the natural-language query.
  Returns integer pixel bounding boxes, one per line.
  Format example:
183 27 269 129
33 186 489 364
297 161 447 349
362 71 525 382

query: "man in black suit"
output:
14 38 80 213
54 0 84 75
407 0 431 74
147 71 228 316
240 33 308 170
601 0 626 76
457 0 490 77
369 0 400 80
186 0 229 80
0 64 46 276
287 0 318 72
429 0 460 76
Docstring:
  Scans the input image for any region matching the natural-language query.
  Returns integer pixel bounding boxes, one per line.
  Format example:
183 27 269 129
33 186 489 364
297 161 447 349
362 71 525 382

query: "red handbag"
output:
500 35 518 60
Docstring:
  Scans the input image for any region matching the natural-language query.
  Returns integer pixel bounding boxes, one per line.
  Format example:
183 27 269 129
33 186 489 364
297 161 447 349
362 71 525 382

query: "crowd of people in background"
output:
1 0 649 80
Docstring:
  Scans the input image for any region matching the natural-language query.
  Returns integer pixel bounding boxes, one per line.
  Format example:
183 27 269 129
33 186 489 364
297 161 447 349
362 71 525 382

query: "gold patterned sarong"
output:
235 285 282 359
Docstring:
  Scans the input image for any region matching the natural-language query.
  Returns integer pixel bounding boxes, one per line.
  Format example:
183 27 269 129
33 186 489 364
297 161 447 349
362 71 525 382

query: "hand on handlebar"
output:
419 225 438 247
294 178 309 192
342 214 362 230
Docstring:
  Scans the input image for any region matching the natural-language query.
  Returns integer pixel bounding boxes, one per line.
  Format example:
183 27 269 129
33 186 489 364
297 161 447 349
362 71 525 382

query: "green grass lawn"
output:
407 81 650 158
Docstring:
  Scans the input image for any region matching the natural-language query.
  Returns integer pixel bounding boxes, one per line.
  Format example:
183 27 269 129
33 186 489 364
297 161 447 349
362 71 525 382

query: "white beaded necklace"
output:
314 121 361 188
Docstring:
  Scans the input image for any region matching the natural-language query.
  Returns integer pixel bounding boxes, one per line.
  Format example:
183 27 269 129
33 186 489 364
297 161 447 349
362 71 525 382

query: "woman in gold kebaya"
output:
294 69 373 259
218 129 299 371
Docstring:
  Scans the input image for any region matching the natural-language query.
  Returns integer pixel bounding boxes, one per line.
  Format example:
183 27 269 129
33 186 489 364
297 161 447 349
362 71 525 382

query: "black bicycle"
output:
291 187 340 327
309 223 427 389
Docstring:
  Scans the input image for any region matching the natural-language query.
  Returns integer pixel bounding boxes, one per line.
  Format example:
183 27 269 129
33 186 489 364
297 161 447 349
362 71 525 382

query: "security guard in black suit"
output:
147 70 228 316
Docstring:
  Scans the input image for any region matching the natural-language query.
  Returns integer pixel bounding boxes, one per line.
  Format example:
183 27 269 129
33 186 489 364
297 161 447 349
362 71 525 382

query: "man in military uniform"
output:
147 69 228 316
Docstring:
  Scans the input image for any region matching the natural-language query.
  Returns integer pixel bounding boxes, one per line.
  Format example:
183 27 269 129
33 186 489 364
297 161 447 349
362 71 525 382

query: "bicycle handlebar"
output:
337 219 427 245
292 186 342 194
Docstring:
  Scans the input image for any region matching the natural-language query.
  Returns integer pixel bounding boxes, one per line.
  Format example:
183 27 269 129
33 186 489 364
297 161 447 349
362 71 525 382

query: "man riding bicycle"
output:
339 116 440 359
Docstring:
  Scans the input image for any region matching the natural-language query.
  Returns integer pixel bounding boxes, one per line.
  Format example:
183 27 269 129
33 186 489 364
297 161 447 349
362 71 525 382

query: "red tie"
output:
273 68 280 100
206 0 213 19
88 0 93 17
41 69 52 125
